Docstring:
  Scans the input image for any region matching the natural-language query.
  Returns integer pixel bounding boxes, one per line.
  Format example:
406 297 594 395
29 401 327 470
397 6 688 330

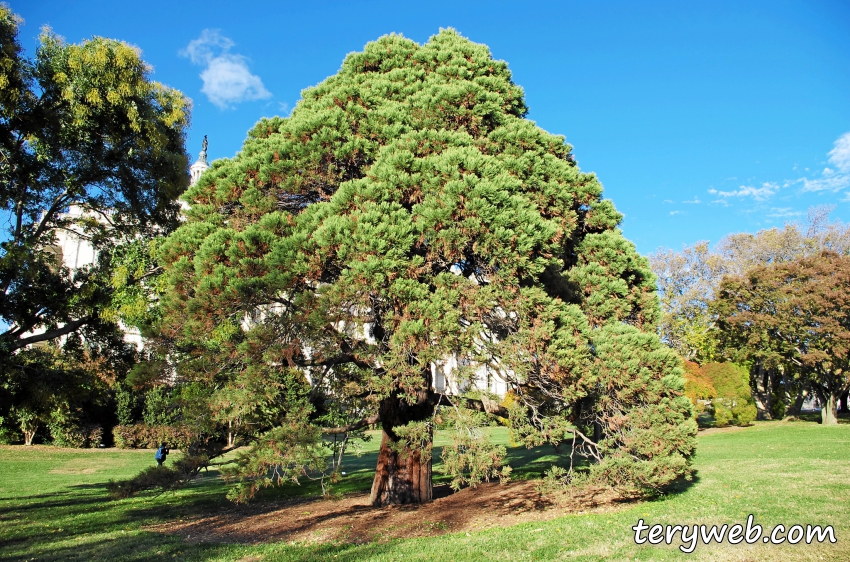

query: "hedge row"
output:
112 424 195 449
50 424 104 448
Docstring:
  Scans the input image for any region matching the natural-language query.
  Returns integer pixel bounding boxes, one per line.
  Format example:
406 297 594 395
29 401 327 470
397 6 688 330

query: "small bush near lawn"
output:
50 423 103 448
112 424 195 449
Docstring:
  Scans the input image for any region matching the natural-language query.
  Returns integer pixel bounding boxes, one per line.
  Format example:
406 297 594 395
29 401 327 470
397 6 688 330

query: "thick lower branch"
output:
295 353 372 370
321 413 381 434
6 316 93 351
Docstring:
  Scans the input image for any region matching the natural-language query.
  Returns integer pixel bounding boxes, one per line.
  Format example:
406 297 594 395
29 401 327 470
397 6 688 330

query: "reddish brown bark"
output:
369 391 435 506
369 430 432 505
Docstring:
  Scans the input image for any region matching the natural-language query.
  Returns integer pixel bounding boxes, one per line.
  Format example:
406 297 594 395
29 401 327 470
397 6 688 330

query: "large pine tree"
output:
159 30 696 505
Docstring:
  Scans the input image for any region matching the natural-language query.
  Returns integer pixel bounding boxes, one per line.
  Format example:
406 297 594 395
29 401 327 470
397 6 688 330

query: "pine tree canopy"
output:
160 29 696 504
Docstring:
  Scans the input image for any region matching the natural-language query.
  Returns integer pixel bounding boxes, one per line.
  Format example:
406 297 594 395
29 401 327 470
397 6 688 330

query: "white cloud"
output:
827 132 850 173
670 210 683 215
767 207 803 218
708 182 778 201
682 197 701 204
801 133 850 192
180 29 271 109
802 175 850 192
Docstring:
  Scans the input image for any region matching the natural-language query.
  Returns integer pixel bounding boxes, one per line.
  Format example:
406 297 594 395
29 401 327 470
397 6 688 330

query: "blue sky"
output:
14 0 850 255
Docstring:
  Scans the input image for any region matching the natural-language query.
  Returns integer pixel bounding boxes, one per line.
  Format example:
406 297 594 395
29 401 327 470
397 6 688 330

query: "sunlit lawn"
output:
1 421 848 561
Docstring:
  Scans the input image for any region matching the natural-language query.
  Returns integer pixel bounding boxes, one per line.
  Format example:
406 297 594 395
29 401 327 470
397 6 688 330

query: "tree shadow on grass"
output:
1 531 409 562
0 492 107 515
660 469 701 496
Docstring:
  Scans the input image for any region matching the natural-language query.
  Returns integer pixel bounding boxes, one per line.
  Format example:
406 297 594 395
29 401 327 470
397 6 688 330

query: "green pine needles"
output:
158 29 697 503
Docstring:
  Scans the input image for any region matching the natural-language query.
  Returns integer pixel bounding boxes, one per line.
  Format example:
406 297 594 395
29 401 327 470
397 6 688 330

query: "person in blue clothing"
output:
155 442 169 467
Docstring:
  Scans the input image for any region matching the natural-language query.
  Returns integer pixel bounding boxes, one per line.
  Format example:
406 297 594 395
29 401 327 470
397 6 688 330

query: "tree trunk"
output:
369 391 435 506
335 434 349 472
839 391 849 415
752 362 772 420
785 386 808 417
821 393 838 425
592 419 602 443
23 426 37 446
370 430 432 505
812 381 844 425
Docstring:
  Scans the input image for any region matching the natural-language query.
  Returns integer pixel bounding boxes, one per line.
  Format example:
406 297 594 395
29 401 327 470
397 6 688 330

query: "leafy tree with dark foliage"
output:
651 208 850 418
714 252 850 425
0 6 189 443
159 29 696 504
0 6 189 357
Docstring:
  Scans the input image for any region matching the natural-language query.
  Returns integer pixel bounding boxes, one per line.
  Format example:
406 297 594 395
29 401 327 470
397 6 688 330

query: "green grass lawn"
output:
1 421 848 561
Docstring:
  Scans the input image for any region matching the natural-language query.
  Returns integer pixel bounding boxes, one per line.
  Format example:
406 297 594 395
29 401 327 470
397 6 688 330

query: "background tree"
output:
713 252 850 425
650 207 850 417
0 6 190 442
0 6 190 358
0 333 128 445
651 207 850 361
649 241 725 363
159 29 696 505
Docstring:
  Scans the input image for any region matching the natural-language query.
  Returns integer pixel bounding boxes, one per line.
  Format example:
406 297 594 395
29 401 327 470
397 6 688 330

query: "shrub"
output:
47 407 104 448
50 424 103 448
0 419 19 445
112 424 195 449
732 401 757 426
682 360 716 414
713 401 734 427
690 362 757 427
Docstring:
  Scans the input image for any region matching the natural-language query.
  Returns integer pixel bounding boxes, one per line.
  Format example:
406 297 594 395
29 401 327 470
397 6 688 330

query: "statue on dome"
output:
199 135 208 164
189 135 210 186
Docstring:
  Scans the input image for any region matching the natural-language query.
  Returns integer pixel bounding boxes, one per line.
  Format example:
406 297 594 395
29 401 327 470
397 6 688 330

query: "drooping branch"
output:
127 265 163 285
567 425 601 462
453 396 509 418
